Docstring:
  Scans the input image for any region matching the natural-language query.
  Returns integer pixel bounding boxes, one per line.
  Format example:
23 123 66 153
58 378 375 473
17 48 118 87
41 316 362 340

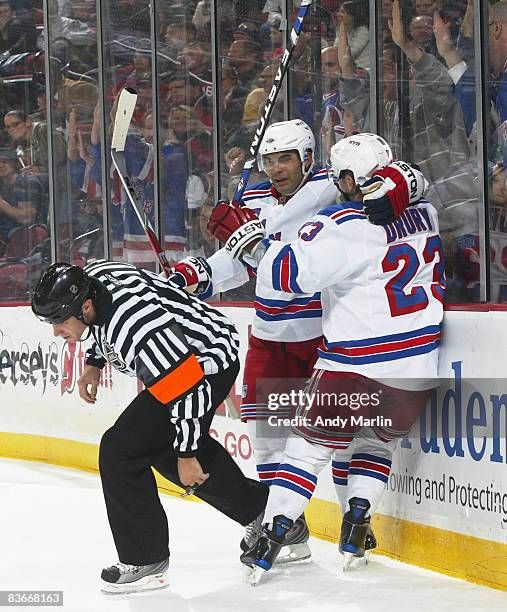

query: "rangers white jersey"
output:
256 199 445 387
208 168 337 342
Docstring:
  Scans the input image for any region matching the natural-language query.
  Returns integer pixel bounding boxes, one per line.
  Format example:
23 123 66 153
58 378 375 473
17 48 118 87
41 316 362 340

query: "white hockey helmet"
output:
329 133 393 185
258 119 315 177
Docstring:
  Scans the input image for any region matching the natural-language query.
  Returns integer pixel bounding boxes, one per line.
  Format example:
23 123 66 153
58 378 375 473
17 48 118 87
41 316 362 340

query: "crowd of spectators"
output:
0 0 506 304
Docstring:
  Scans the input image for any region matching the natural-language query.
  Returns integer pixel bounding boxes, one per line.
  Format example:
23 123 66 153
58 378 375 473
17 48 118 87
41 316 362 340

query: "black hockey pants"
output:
99 360 268 565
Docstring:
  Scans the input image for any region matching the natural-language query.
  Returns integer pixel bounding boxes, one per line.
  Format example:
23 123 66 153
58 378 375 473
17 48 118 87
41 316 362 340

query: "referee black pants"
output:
98 360 268 565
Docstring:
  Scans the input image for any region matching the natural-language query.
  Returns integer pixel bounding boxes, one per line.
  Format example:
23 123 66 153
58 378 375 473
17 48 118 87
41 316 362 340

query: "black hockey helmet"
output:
31 263 92 324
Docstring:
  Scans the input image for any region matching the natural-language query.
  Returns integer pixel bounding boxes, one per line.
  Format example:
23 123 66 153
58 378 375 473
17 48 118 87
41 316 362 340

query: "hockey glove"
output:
207 200 265 259
360 161 429 225
168 256 212 295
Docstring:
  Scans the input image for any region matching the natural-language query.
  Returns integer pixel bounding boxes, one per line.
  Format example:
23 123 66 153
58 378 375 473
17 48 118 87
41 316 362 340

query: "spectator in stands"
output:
409 15 436 56
222 63 250 141
55 78 98 123
192 0 212 33
165 72 212 128
321 46 345 155
265 14 283 60
415 0 434 17
178 41 212 83
28 88 47 122
225 86 265 152
164 15 195 61
427 161 507 303
67 106 101 200
0 148 45 243
0 0 36 55
4 110 67 182
46 0 94 47
111 49 151 99
260 0 282 50
445 0 507 167
166 104 212 174
333 0 370 71
226 37 263 86
338 0 470 183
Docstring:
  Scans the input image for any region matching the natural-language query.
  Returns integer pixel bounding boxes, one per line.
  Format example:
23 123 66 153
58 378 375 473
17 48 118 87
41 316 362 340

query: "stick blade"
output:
111 88 137 152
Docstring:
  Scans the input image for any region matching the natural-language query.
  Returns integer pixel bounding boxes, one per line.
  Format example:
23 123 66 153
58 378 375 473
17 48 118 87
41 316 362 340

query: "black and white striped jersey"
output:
83 260 239 455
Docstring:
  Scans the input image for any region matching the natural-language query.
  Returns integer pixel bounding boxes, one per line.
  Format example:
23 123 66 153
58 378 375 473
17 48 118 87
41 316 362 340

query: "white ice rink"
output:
1 458 506 612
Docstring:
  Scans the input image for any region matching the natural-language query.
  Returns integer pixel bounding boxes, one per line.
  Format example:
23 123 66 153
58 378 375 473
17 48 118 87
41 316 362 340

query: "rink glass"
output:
0 0 500 307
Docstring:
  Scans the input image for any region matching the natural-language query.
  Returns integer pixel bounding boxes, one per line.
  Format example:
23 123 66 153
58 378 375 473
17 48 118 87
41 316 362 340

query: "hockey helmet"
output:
32 263 92 324
258 119 315 175
329 133 393 185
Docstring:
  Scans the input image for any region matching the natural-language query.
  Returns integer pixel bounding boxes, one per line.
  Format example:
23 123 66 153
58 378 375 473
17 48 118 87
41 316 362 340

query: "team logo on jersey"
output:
242 384 248 399
102 340 128 373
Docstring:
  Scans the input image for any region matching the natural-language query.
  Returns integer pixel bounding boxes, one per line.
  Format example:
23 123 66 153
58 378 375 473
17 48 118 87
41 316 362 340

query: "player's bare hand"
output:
177 456 209 488
78 365 101 404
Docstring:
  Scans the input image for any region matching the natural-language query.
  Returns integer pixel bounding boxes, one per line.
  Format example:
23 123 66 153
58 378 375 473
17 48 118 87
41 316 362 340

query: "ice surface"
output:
1 458 505 612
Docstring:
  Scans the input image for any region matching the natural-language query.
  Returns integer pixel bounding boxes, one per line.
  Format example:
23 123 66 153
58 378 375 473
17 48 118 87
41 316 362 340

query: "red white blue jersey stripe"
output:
348 453 392 483
318 324 441 365
271 463 318 500
254 293 322 322
240 403 290 422
257 462 279 486
332 460 349 486
270 244 303 293
318 202 367 226
242 182 273 203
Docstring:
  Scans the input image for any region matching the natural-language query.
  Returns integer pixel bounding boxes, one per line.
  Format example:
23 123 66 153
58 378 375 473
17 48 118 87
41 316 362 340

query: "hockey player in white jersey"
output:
171 124 428 562
205 133 444 583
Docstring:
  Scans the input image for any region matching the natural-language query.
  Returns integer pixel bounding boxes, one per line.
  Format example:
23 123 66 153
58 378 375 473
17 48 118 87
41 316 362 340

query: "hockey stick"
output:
232 0 313 204
111 87 172 276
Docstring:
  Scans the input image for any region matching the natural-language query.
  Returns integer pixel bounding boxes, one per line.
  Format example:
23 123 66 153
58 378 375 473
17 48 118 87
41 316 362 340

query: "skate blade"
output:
243 564 268 587
101 573 169 594
341 552 367 572
275 542 312 565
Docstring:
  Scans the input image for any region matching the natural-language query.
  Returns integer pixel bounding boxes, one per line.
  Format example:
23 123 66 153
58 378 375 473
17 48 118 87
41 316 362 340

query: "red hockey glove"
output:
207 200 265 258
168 256 212 295
359 161 428 225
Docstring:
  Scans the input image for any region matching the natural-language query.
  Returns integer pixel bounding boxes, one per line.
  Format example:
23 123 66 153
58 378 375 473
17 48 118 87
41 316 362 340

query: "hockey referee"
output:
31 259 268 594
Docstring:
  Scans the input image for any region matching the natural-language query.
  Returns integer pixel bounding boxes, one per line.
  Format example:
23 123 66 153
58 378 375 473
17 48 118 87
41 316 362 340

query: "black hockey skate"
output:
241 513 311 565
100 558 169 594
241 515 294 586
275 514 311 564
339 497 371 571
365 527 377 553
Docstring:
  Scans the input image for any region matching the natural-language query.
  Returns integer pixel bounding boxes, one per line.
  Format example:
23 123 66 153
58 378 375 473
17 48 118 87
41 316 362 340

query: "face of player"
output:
52 316 87 343
263 150 311 195
337 170 358 198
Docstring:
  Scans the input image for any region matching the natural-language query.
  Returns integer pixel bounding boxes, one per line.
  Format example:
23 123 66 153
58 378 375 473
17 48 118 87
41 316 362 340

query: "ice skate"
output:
100 558 169 594
241 514 311 564
363 526 377 563
240 512 263 552
241 515 294 586
339 497 371 572
275 514 312 564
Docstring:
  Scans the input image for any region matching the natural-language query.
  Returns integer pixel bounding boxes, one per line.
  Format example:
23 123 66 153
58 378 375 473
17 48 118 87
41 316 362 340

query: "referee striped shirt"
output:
83 260 239 456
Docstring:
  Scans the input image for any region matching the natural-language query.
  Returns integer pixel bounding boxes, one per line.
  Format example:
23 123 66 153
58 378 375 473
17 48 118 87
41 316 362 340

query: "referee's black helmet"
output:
31 263 92 324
